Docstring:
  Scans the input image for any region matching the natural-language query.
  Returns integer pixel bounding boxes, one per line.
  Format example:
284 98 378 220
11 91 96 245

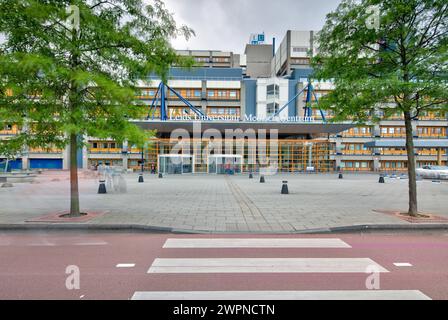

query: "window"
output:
229 91 237 98
194 90 201 97
93 142 98 148
208 91 215 97
110 143 116 149
267 103 279 115
267 84 279 99
103 143 108 149
292 47 308 53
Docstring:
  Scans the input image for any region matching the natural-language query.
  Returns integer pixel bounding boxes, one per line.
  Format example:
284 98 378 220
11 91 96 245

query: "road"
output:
0 231 447 300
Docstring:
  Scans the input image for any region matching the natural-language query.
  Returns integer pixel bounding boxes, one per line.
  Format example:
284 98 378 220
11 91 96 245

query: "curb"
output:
0 223 447 234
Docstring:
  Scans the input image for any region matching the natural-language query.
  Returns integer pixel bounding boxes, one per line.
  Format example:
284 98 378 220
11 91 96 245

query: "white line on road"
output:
74 241 108 246
131 290 430 300
148 258 389 274
116 263 136 268
163 238 351 249
394 263 413 267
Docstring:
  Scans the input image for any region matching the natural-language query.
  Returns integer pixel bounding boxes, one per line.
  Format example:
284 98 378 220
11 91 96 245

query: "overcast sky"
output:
164 0 342 54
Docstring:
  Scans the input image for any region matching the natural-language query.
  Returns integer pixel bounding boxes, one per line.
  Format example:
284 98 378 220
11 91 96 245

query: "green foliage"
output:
312 0 448 124
0 0 194 154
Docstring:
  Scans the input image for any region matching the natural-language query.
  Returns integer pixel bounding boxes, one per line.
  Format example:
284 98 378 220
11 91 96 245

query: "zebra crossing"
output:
131 237 431 300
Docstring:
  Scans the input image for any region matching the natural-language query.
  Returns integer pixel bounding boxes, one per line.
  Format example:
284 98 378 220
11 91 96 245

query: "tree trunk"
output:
69 133 81 216
404 111 418 216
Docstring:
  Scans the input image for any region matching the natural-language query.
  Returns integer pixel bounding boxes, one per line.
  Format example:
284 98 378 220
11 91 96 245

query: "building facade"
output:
1 31 447 173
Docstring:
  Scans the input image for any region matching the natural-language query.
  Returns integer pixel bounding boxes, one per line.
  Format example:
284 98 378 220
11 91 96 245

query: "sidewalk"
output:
0 171 447 233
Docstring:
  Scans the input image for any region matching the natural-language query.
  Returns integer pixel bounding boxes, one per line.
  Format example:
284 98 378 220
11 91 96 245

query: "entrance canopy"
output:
132 120 354 138
364 139 448 148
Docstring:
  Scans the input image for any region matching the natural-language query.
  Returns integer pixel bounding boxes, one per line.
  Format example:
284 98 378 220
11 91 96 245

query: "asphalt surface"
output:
0 231 447 300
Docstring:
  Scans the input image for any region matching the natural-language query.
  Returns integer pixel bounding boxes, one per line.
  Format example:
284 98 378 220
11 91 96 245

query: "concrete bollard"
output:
281 181 289 194
379 174 385 183
138 174 144 183
158 173 163 179
338 172 343 179
260 175 265 183
98 180 107 194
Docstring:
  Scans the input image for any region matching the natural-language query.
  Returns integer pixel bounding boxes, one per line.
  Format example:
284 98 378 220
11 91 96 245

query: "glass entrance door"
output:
158 155 193 174
208 155 242 174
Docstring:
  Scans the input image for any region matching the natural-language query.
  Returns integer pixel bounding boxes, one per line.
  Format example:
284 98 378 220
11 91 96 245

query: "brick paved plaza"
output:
0 172 447 232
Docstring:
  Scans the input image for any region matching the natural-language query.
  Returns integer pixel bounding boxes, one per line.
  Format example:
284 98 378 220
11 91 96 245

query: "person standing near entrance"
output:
225 160 231 175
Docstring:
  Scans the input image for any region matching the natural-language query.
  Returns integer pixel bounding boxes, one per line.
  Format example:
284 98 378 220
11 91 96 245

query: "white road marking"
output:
28 242 56 246
75 241 108 246
131 290 430 300
163 238 351 249
148 258 388 273
116 263 136 268
394 263 413 267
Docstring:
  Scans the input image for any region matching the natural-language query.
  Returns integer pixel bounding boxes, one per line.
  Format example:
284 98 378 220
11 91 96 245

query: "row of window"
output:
339 144 447 156
377 110 447 120
207 90 239 99
291 59 310 66
139 89 240 100
339 160 446 170
207 108 240 116
90 142 122 150
340 161 371 169
342 127 372 137
340 126 447 137
194 57 230 63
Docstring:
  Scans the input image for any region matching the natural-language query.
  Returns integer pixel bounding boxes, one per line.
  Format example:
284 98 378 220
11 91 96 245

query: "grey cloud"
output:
164 0 341 53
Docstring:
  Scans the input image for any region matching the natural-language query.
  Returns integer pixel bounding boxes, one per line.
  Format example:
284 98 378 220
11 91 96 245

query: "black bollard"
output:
281 181 289 194
98 180 107 194
260 175 265 183
338 172 343 179
379 174 385 183
249 172 253 179
158 173 163 179
138 174 144 183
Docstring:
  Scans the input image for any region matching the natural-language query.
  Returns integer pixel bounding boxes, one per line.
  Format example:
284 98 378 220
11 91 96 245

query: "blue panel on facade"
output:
77 147 83 169
291 68 314 80
243 79 257 117
288 80 298 117
0 159 22 171
29 159 63 169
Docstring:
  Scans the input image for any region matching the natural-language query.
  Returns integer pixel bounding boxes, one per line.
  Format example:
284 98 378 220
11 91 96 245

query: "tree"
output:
313 0 448 216
0 0 193 216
